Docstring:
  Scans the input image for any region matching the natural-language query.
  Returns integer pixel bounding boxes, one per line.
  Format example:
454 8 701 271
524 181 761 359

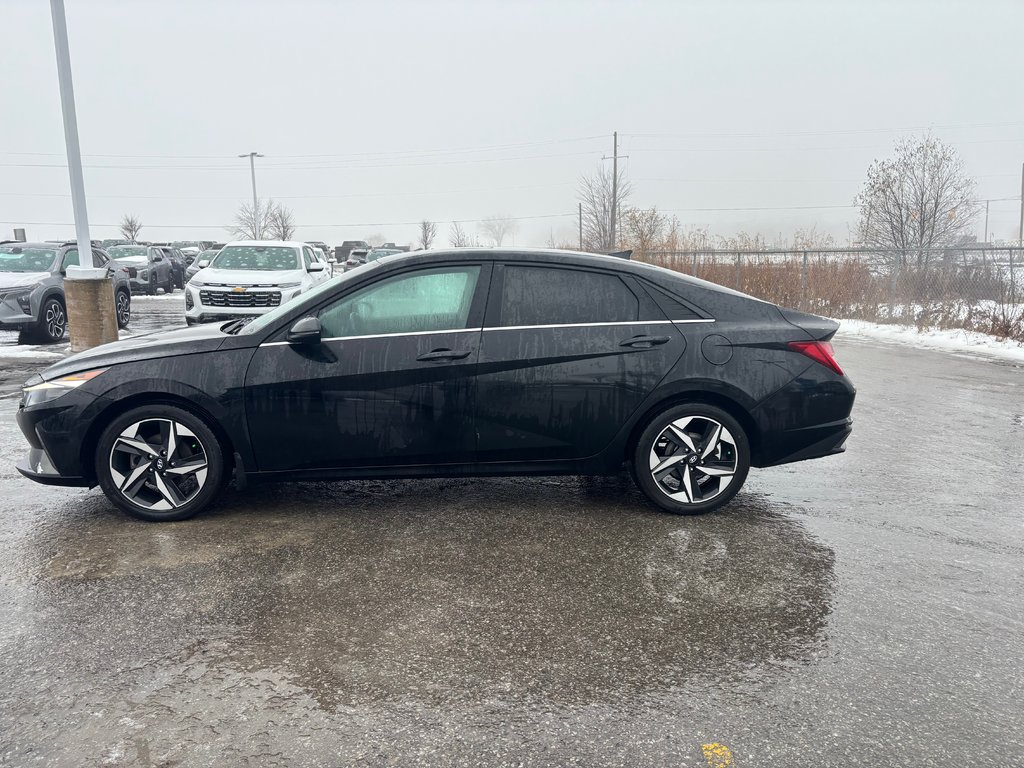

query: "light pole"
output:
50 0 117 350
239 151 264 238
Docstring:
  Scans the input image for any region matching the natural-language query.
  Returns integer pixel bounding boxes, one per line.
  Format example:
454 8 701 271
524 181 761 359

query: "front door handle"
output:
620 335 672 348
416 348 473 362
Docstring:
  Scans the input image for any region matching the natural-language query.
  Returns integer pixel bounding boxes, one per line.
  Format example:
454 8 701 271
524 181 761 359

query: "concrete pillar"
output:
65 273 118 352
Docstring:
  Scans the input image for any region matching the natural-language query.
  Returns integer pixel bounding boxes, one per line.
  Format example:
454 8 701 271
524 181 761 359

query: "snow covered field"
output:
838 319 1024 364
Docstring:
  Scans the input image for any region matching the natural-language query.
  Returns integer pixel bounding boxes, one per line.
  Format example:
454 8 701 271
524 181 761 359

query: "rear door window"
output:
498 265 639 327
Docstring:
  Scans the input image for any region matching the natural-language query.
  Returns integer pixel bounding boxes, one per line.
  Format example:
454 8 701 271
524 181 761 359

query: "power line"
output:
622 120 1024 139
0 135 607 162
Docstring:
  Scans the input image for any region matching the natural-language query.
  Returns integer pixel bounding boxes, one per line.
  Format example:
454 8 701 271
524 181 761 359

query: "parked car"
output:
184 248 220 283
366 247 403 263
334 240 370 263
14 248 854 521
0 241 132 343
342 248 370 272
106 245 175 295
156 247 187 289
305 241 330 259
184 240 330 325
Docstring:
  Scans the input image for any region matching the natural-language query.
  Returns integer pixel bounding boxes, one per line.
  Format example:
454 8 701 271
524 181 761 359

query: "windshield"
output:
108 245 149 261
211 245 299 271
239 261 383 335
196 249 219 261
0 246 56 273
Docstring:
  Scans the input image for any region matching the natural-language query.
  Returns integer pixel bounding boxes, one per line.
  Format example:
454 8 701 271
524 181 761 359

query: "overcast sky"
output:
2 0 1023 247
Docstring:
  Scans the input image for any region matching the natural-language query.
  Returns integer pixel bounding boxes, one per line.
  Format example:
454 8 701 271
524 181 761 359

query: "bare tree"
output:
856 136 978 268
578 164 631 251
119 214 143 242
622 207 667 257
478 215 517 246
366 233 387 247
231 198 274 240
418 220 438 250
266 201 296 240
449 221 474 247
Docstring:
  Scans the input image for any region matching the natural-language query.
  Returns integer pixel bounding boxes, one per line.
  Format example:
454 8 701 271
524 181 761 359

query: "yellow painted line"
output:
702 742 734 768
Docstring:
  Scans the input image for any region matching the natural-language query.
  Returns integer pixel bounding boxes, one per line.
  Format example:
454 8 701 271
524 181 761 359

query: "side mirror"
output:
197 259 210 268
307 261 325 272
287 316 322 345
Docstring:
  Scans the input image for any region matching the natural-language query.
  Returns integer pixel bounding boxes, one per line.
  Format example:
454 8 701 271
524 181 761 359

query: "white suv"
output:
184 240 330 325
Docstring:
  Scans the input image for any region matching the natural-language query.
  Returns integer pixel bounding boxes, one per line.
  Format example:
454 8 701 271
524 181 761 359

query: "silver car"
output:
0 241 132 344
106 245 175 295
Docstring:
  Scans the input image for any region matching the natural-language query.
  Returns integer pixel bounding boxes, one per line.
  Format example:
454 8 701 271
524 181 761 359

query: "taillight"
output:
788 340 844 375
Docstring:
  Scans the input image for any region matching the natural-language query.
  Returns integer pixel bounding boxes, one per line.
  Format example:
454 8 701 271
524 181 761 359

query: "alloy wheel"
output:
648 416 738 504
45 301 67 340
116 292 131 327
108 418 209 511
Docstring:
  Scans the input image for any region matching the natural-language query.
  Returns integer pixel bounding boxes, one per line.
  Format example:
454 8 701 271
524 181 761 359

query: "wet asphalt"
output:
0 297 1022 767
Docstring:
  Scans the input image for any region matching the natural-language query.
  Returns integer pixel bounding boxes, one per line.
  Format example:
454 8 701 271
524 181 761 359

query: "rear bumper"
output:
751 369 856 468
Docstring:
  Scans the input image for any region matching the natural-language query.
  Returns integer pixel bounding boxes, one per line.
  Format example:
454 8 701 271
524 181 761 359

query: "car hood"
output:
0 272 50 290
38 323 232 381
192 267 305 286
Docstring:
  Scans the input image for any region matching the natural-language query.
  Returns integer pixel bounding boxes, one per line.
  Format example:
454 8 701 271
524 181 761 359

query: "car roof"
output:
374 247 765 302
0 242 63 249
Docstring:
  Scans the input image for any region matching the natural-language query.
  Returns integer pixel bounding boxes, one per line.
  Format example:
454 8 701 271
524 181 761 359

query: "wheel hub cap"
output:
648 416 738 504
109 418 208 511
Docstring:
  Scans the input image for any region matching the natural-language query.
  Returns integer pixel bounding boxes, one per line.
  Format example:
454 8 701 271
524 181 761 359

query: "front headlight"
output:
22 368 107 407
189 280 206 287
277 281 301 289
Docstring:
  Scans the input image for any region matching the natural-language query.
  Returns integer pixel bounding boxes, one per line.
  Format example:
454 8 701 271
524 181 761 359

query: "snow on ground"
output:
837 319 1024 364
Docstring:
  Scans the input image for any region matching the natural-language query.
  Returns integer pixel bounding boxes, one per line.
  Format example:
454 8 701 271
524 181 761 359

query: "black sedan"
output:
15 249 855 522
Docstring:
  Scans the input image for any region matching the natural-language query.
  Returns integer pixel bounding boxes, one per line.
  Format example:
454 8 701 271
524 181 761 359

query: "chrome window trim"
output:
258 318 714 347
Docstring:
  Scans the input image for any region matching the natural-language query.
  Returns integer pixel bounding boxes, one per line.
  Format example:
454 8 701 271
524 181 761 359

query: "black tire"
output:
115 289 131 329
632 403 750 515
163 273 173 294
20 297 67 344
146 277 155 296
94 404 226 522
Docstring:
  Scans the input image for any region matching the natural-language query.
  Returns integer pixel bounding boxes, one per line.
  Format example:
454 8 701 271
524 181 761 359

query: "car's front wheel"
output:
95 405 225 522
20 297 67 344
632 403 750 515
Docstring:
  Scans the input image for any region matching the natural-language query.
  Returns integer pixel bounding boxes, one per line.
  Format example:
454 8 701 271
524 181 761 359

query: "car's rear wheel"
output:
95 405 225 522
115 289 131 329
20 297 67 344
632 403 750 515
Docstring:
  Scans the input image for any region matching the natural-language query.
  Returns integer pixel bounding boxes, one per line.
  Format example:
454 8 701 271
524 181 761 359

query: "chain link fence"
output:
641 247 1024 342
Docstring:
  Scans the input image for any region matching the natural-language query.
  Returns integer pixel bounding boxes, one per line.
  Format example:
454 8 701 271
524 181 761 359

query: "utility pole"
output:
984 199 990 243
239 151 264 238
610 131 618 250
578 202 583 250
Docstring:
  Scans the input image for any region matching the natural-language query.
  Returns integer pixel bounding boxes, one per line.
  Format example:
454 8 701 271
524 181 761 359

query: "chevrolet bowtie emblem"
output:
232 286 246 293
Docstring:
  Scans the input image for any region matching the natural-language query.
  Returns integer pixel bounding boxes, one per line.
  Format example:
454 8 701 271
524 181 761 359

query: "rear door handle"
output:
416 348 473 362
620 335 672 348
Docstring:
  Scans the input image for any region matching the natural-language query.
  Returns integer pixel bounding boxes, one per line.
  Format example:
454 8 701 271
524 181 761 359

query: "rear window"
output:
499 266 639 327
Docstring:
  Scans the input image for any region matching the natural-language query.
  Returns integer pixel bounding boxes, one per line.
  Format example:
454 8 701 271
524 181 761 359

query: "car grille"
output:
199 290 281 308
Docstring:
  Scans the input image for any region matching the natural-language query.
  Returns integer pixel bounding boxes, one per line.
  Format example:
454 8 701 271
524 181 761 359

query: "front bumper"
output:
16 388 101 487
0 291 36 329
16 448 89 486
184 285 300 323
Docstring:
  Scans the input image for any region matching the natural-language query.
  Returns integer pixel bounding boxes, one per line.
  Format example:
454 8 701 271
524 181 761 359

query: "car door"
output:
474 262 687 464
243 262 490 472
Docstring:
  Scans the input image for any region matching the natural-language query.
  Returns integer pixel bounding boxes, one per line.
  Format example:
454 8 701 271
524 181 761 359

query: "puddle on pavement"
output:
16 476 836 713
